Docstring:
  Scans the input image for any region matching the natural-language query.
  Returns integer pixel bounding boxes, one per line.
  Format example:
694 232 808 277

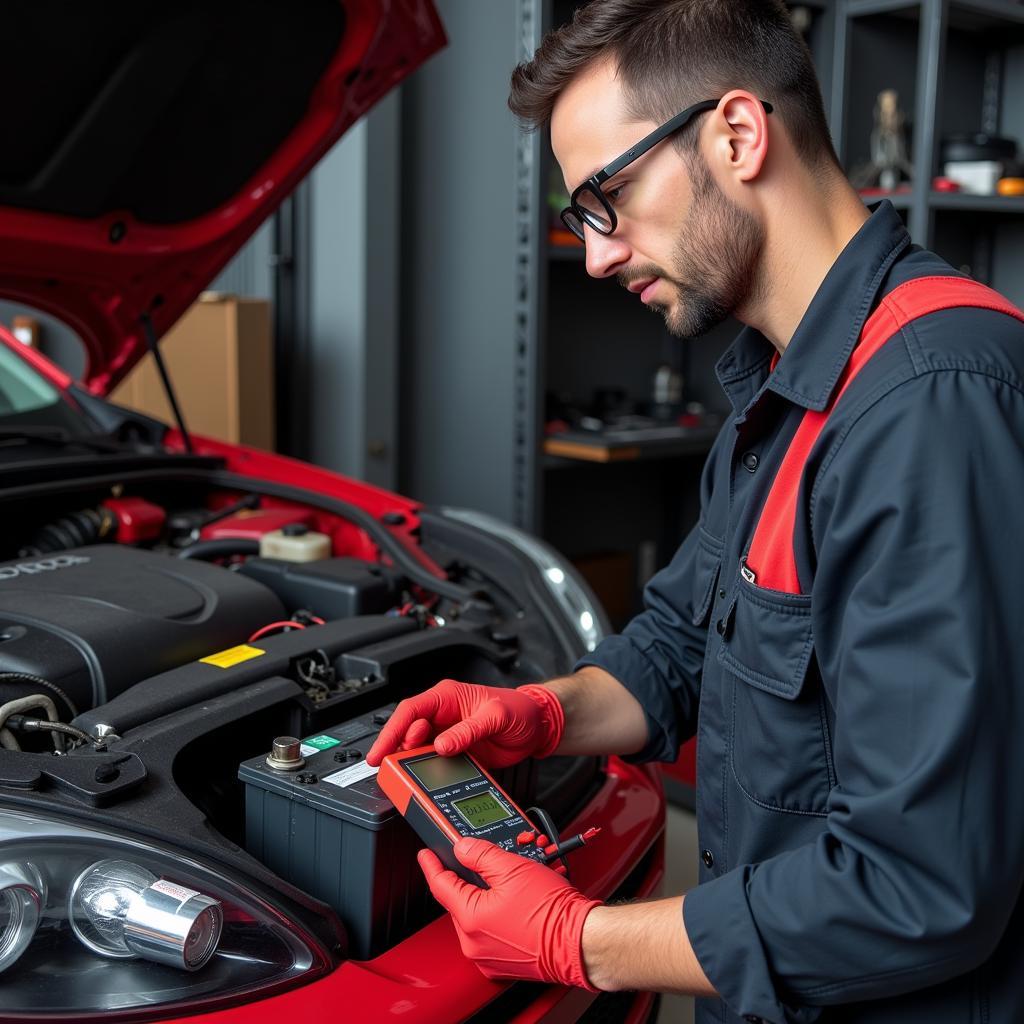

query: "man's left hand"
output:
417 837 603 990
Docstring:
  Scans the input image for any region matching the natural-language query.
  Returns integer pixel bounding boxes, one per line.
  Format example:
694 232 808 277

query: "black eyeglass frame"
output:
560 97 774 242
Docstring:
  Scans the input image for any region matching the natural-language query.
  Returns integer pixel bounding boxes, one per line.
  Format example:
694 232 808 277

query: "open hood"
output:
0 0 445 394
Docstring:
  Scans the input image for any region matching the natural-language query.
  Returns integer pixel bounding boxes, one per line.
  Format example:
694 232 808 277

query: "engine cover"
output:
0 546 285 713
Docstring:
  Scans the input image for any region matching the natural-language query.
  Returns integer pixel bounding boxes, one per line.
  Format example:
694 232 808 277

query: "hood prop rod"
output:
140 313 193 453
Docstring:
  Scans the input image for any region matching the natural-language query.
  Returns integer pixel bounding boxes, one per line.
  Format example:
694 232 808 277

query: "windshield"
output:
0 341 89 434
0 342 60 413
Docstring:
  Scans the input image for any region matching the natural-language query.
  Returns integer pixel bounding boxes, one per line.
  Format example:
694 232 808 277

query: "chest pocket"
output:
717 571 835 815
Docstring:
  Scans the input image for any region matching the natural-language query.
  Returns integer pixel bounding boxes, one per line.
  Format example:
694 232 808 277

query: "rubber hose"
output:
21 507 116 556
0 694 60 752
0 672 78 719
176 538 260 561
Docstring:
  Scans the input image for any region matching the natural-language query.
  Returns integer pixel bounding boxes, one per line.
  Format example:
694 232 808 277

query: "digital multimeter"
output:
378 745 548 885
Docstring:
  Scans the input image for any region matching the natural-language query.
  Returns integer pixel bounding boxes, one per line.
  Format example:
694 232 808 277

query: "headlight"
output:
0 807 327 1017
69 859 223 970
0 861 44 974
440 507 609 652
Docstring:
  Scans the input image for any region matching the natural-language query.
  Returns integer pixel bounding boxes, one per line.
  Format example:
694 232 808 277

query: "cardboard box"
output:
111 293 274 450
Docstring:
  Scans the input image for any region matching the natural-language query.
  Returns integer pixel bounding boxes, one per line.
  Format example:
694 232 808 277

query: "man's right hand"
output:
365 679 565 768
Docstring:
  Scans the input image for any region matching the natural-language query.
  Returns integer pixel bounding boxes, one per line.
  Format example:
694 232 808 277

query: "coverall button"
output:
701 849 715 868
718 588 727 600
715 618 726 635
742 451 760 472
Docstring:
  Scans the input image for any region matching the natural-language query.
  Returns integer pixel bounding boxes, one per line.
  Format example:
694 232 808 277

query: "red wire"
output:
410 585 441 611
249 621 306 643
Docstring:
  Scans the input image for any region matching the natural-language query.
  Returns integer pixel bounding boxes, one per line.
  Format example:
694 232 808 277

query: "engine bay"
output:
0 482 566 728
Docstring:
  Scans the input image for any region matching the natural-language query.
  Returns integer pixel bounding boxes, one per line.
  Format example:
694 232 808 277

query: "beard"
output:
620 155 765 339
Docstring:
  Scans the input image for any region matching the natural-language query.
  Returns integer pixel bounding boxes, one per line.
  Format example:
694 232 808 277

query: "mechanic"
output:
367 1 1024 1020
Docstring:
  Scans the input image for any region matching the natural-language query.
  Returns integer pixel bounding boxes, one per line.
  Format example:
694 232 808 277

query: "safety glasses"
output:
560 98 773 242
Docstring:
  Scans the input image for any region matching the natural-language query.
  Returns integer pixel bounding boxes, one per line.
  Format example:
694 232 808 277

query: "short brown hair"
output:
509 0 839 171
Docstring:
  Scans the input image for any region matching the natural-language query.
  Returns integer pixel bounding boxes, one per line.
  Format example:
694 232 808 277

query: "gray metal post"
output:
830 0 851 162
362 93 403 491
910 0 949 246
399 0 526 524
272 184 313 459
513 0 546 532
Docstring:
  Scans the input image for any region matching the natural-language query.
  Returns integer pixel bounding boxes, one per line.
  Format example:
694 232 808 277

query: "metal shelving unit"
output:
929 192 1024 211
845 0 1024 26
400 0 1020 557
832 0 1024 253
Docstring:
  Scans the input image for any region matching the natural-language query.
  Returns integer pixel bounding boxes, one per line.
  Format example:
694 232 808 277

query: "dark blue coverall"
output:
577 202 1024 1023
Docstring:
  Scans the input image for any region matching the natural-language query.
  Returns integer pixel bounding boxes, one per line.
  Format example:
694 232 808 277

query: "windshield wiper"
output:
0 427 129 454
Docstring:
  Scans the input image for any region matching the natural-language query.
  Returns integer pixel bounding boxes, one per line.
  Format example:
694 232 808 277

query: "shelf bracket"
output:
512 0 546 532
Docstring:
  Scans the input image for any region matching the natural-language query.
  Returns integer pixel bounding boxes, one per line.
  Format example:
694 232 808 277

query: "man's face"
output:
551 60 764 338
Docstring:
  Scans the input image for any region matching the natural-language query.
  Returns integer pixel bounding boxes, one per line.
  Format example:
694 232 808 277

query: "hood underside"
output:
0 0 444 394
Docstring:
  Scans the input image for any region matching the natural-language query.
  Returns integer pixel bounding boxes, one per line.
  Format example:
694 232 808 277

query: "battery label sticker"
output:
200 644 265 669
300 734 342 758
323 760 380 789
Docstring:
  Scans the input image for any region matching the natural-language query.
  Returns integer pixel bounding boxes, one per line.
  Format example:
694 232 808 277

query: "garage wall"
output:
207 102 402 489
398 0 524 521
305 92 402 489
211 220 274 301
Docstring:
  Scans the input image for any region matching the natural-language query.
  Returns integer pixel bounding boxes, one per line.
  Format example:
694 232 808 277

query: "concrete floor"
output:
656 803 699 1024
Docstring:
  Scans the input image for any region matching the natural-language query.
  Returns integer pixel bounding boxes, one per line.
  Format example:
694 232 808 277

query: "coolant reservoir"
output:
259 525 332 562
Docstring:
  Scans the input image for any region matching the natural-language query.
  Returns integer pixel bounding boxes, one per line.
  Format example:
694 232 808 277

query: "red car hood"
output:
0 0 444 395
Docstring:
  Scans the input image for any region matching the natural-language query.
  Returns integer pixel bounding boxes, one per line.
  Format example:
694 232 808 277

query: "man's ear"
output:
709 90 770 183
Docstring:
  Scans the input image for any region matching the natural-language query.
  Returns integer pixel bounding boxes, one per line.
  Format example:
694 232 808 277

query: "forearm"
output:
542 666 648 757
582 896 717 996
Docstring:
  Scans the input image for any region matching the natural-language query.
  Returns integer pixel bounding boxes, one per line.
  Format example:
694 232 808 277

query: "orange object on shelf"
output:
548 227 584 247
998 178 1024 197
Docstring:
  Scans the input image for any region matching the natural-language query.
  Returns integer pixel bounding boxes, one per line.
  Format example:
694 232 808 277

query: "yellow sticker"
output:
200 644 266 669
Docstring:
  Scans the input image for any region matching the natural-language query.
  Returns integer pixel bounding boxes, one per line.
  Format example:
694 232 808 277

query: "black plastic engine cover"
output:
0 545 285 713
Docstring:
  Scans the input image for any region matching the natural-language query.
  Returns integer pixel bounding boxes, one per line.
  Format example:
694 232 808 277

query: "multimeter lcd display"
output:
452 791 514 829
406 754 482 792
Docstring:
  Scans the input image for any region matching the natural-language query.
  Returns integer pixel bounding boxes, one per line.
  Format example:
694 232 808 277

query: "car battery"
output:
238 703 535 959
239 704 423 959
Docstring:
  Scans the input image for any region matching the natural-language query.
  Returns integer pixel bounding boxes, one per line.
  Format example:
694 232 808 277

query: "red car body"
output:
0 2 665 1021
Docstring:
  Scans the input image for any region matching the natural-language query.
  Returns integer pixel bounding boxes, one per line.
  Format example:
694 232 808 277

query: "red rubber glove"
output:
418 837 601 989
365 679 564 768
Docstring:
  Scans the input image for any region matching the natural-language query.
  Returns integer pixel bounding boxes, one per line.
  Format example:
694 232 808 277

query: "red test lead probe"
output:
541 827 602 864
